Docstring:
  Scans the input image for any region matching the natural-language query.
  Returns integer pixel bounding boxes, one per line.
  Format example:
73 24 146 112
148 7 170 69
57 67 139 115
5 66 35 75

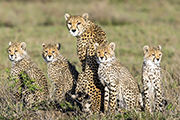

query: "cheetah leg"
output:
95 89 101 112
104 86 109 112
93 74 103 113
109 83 117 113
85 67 101 113
143 85 152 113
142 74 153 113
89 77 101 113
154 79 167 112
125 85 139 110
75 72 87 101
124 88 132 110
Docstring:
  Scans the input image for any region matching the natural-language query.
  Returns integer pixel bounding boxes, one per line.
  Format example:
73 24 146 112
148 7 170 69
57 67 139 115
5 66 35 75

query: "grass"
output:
0 0 180 119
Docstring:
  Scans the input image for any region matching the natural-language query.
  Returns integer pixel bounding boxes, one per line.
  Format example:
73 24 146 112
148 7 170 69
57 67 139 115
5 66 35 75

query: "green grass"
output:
0 0 180 119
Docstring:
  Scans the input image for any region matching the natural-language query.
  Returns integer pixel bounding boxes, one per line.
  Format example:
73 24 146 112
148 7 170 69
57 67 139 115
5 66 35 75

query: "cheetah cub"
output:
94 42 142 113
42 43 79 102
7 42 49 106
142 45 167 113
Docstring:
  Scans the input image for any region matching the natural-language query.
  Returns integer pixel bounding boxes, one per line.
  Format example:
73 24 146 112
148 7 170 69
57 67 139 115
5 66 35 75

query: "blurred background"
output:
0 0 179 118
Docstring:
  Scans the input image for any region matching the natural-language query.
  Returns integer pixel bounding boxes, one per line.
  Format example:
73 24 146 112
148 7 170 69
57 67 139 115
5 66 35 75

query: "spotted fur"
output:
142 45 167 113
94 42 142 113
7 42 49 106
42 43 79 102
65 13 106 113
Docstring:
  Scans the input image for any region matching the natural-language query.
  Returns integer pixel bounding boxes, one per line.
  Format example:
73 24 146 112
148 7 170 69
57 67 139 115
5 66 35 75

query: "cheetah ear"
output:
94 43 99 50
82 13 89 20
42 43 46 48
64 13 71 21
109 42 115 51
9 41 12 46
20 42 26 50
56 43 61 50
143 45 149 54
157 45 161 50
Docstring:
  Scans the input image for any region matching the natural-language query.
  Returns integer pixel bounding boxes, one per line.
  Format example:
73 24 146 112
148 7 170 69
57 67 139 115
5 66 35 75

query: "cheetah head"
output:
143 45 163 66
7 42 27 62
42 43 61 63
64 13 89 37
94 42 116 64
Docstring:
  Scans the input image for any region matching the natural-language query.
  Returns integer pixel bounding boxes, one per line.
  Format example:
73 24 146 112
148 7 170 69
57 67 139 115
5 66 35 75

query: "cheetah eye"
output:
8 50 11 52
97 51 100 54
77 22 81 25
15 50 18 52
152 54 155 56
45 51 48 53
68 22 72 25
104 51 107 54
159 54 161 56
52 51 55 54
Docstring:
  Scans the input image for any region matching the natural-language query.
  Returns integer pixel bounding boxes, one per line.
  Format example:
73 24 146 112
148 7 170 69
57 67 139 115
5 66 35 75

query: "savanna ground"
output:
0 0 180 119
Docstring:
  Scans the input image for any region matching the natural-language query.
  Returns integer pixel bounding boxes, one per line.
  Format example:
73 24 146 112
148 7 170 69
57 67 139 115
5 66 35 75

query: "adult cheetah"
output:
65 13 106 113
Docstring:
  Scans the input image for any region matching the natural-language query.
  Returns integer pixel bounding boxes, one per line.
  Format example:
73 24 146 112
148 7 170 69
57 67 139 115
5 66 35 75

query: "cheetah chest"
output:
143 66 161 101
98 63 115 86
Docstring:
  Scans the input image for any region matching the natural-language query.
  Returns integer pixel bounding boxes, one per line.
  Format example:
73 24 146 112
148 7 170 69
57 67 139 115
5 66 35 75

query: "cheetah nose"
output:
157 58 159 61
100 57 103 60
10 55 13 57
72 29 76 32
48 55 52 58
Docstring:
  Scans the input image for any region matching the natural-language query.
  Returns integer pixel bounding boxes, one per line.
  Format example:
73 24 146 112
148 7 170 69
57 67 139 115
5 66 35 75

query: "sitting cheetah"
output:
94 42 143 113
42 43 79 102
142 45 167 113
7 42 49 106
64 13 106 113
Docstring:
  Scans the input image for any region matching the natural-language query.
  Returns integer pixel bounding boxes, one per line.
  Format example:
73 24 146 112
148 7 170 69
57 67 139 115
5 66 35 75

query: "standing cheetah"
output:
94 42 143 113
7 42 49 106
142 45 167 113
64 13 106 113
42 43 79 102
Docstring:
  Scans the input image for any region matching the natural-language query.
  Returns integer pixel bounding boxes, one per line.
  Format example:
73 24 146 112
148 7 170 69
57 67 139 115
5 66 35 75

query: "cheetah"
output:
142 45 167 113
42 43 79 102
94 42 143 113
7 41 49 106
64 13 106 113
